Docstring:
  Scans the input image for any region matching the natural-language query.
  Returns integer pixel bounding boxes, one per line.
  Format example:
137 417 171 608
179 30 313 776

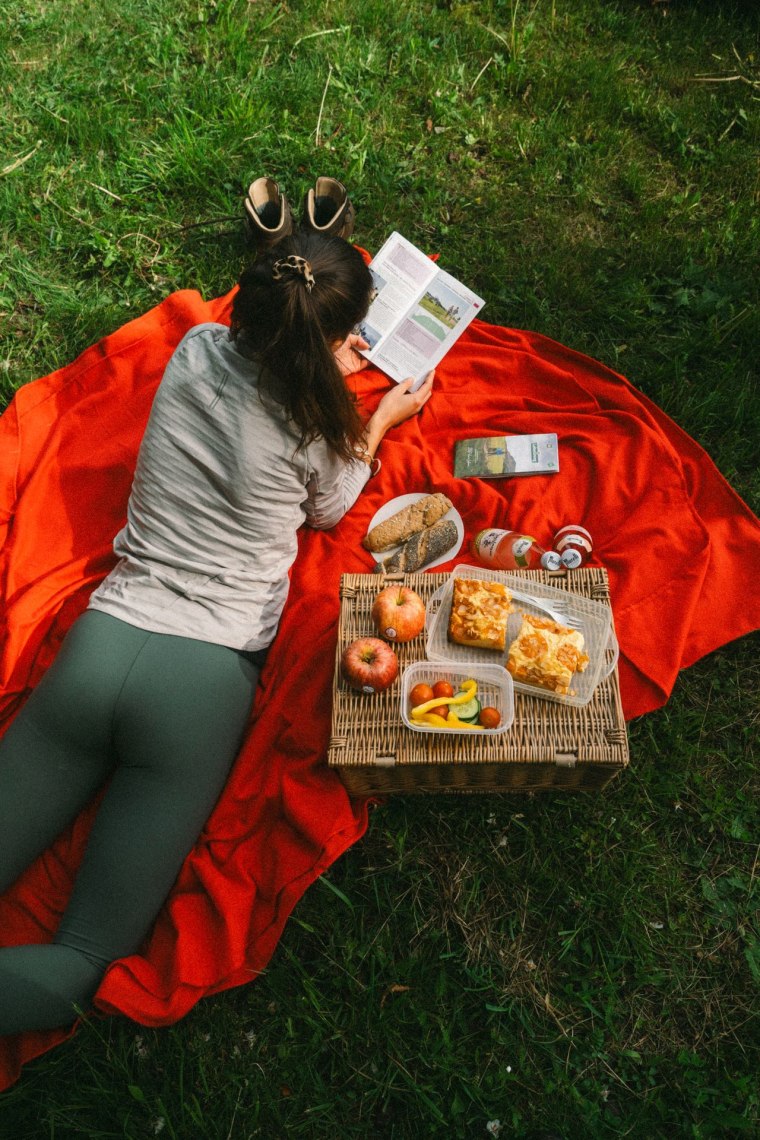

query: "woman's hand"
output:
373 370 435 431
334 333 370 377
359 370 435 464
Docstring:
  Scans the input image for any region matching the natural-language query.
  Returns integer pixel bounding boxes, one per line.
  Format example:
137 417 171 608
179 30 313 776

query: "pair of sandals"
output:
243 176 355 249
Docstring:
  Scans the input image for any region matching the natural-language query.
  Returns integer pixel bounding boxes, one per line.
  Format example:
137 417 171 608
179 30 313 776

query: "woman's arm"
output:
303 366 436 530
334 330 437 458
333 332 436 462
359 370 435 462
303 449 372 530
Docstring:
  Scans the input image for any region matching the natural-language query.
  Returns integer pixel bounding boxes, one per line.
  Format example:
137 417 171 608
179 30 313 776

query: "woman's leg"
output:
0 618 261 1033
56 628 261 967
0 611 148 895
0 611 151 1032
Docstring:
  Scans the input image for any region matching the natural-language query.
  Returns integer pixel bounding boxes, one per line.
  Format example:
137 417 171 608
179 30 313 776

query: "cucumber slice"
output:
455 696 481 722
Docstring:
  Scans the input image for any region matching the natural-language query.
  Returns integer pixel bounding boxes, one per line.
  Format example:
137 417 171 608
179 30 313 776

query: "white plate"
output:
425 564 618 708
366 493 464 571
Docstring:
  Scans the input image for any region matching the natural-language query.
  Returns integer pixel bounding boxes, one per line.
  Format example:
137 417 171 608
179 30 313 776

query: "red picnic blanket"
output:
1 285 759 1089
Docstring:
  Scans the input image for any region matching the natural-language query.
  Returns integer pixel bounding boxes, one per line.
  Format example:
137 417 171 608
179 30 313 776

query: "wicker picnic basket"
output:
328 567 628 795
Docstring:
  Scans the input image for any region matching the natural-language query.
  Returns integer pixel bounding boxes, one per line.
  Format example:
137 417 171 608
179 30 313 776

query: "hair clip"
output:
272 255 315 292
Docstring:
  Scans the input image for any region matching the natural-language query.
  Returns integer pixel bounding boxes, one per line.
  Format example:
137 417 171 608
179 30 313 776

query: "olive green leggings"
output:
0 610 264 1035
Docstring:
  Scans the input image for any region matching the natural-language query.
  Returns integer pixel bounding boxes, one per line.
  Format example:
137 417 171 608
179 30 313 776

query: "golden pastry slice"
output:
506 613 589 695
447 578 513 652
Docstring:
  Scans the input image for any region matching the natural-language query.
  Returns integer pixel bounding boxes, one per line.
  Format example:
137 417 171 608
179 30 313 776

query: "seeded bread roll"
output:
363 493 453 553
376 519 458 574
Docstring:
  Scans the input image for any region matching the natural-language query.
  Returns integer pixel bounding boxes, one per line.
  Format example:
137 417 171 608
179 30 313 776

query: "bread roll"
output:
363 493 453 553
376 519 458 574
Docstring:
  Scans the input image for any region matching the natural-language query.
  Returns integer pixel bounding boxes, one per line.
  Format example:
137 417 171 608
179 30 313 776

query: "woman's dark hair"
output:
230 231 374 462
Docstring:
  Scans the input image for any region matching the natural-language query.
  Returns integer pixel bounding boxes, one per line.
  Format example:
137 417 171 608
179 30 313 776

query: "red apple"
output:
371 585 426 643
341 637 399 694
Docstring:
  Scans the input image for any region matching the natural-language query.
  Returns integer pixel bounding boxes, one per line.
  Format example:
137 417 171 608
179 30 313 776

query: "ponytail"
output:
230 233 374 463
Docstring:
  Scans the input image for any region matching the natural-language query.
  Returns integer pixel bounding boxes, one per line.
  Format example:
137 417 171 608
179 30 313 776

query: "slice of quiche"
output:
447 578 513 652
506 613 589 695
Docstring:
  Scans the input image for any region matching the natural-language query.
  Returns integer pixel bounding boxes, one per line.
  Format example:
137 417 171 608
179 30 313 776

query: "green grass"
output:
1 0 759 1135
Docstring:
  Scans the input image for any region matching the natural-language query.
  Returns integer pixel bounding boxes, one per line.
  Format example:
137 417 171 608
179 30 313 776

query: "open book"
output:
358 232 485 390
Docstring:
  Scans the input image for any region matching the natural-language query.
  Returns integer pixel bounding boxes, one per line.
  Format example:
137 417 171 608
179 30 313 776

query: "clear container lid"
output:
425 564 618 708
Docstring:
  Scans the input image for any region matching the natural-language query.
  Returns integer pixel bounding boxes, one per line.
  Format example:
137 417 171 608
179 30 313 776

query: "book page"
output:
367 267 485 388
356 232 438 347
357 233 484 388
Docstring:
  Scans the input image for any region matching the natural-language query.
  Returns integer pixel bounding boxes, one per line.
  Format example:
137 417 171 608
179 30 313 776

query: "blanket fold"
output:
1 287 759 1089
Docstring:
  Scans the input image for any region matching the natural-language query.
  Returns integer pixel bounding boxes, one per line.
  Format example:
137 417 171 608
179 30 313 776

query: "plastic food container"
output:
425 564 619 708
400 661 514 736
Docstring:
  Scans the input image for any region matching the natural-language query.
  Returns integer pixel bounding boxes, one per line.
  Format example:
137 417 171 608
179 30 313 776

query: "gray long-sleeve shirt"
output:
88 322 370 651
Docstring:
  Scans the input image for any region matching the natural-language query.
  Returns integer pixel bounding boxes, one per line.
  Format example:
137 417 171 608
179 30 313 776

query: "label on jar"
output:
556 532 593 554
512 537 534 567
474 529 505 560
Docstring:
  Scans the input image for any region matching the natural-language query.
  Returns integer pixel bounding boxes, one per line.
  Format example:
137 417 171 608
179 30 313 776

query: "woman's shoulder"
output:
167 322 252 378
174 322 231 354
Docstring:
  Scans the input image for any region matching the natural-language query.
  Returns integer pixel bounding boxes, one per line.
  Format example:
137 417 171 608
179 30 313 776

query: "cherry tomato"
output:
430 705 449 719
409 683 434 707
478 706 501 729
432 680 455 699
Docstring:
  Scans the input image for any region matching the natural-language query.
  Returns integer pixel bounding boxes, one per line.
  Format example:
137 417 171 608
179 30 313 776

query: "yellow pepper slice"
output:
414 712 450 727
413 711 484 730
446 712 485 730
410 679 477 718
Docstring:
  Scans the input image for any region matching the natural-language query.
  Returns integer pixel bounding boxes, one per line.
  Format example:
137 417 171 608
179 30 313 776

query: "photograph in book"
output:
356 320 382 350
358 232 485 388
414 282 467 339
356 269 387 348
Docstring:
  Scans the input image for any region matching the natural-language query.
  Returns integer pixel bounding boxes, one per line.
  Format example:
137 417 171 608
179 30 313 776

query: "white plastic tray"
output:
400 661 515 736
425 564 618 708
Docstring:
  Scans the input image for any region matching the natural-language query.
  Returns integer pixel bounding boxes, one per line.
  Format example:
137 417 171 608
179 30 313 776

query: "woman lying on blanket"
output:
0 233 434 1035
